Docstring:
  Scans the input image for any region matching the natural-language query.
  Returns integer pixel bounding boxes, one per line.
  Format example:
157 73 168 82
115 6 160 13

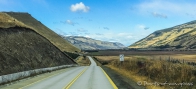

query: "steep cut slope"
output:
0 26 75 75
62 36 125 50
1 12 80 52
129 20 196 49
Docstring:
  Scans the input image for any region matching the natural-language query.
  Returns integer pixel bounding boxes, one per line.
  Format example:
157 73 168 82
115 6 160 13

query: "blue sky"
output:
0 0 196 46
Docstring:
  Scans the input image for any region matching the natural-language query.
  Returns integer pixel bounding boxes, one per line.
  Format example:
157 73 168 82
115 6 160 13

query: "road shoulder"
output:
101 65 145 89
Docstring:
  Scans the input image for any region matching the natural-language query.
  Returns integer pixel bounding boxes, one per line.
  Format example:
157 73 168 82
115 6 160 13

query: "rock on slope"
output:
62 36 125 50
129 20 196 50
0 12 77 75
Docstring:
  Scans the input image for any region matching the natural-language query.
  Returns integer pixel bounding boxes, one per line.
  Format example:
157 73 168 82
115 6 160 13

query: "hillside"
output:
129 20 196 50
0 12 80 52
0 12 79 75
0 26 76 75
62 36 125 50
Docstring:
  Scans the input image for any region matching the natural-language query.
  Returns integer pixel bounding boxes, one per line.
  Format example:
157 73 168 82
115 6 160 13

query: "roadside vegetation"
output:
76 56 91 66
95 55 196 89
63 51 80 59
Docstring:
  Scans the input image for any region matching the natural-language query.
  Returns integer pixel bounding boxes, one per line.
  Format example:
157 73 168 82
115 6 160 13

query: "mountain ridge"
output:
0 12 80 52
129 20 196 49
61 36 125 50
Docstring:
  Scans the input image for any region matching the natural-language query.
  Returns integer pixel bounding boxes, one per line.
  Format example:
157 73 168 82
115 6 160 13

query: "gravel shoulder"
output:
101 65 145 89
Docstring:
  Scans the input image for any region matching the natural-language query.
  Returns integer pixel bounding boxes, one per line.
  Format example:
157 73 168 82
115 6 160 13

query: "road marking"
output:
100 66 118 89
18 69 70 89
63 67 88 89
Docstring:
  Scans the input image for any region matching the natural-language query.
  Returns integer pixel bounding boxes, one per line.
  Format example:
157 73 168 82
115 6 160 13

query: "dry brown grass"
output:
129 54 196 63
129 22 196 48
0 12 80 52
76 56 91 66
96 55 196 89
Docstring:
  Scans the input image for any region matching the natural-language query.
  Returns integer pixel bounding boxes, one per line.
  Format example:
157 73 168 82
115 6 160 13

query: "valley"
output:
62 36 125 50
1 5 196 89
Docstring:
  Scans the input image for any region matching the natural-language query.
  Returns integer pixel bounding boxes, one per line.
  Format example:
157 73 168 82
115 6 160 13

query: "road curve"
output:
67 56 117 89
2 56 117 89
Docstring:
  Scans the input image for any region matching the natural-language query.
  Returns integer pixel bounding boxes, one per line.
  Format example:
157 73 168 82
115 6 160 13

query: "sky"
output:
0 0 196 46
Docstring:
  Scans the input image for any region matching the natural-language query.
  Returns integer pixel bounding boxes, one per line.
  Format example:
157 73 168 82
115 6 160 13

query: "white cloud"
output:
69 32 78 36
61 20 78 26
96 33 103 35
151 12 167 18
77 28 88 32
84 35 90 38
87 32 134 46
66 20 72 24
137 24 145 29
136 24 150 30
70 2 90 12
136 0 196 16
65 31 150 46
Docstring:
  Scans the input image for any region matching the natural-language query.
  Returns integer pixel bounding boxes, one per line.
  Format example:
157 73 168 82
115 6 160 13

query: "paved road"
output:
2 56 117 89
68 56 116 89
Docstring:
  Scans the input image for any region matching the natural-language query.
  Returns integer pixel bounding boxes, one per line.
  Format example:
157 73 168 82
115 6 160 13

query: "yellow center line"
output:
100 66 118 89
18 69 69 89
63 67 88 89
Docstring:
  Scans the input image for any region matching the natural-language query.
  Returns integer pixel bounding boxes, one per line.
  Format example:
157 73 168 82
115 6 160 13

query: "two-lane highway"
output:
67 56 117 89
2 56 118 89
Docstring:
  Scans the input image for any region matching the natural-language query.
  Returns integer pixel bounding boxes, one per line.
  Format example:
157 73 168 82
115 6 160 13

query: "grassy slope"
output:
0 27 76 75
0 12 80 52
129 20 196 49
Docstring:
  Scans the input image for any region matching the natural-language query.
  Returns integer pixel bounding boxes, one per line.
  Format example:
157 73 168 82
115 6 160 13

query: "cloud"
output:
84 33 90 35
69 32 79 36
85 32 135 46
151 12 167 18
136 0 196 17
61 20 78 26
103 27 110 30
136 24 149 30
144 27 150 30
70 2 90 12
77 28 88 32
95 33 103 35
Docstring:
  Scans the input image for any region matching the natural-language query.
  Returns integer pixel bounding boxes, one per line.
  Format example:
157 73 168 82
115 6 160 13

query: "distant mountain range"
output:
61 36 125 50
129 20 196 50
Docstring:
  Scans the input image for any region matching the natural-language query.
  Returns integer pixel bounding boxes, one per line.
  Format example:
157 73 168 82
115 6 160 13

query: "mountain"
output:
129 20 196 50
2 12 80 52
62 36 125 50
0 12 78 75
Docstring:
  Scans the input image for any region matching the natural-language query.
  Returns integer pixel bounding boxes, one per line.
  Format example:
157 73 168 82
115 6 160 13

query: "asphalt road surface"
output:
2 56 117 89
